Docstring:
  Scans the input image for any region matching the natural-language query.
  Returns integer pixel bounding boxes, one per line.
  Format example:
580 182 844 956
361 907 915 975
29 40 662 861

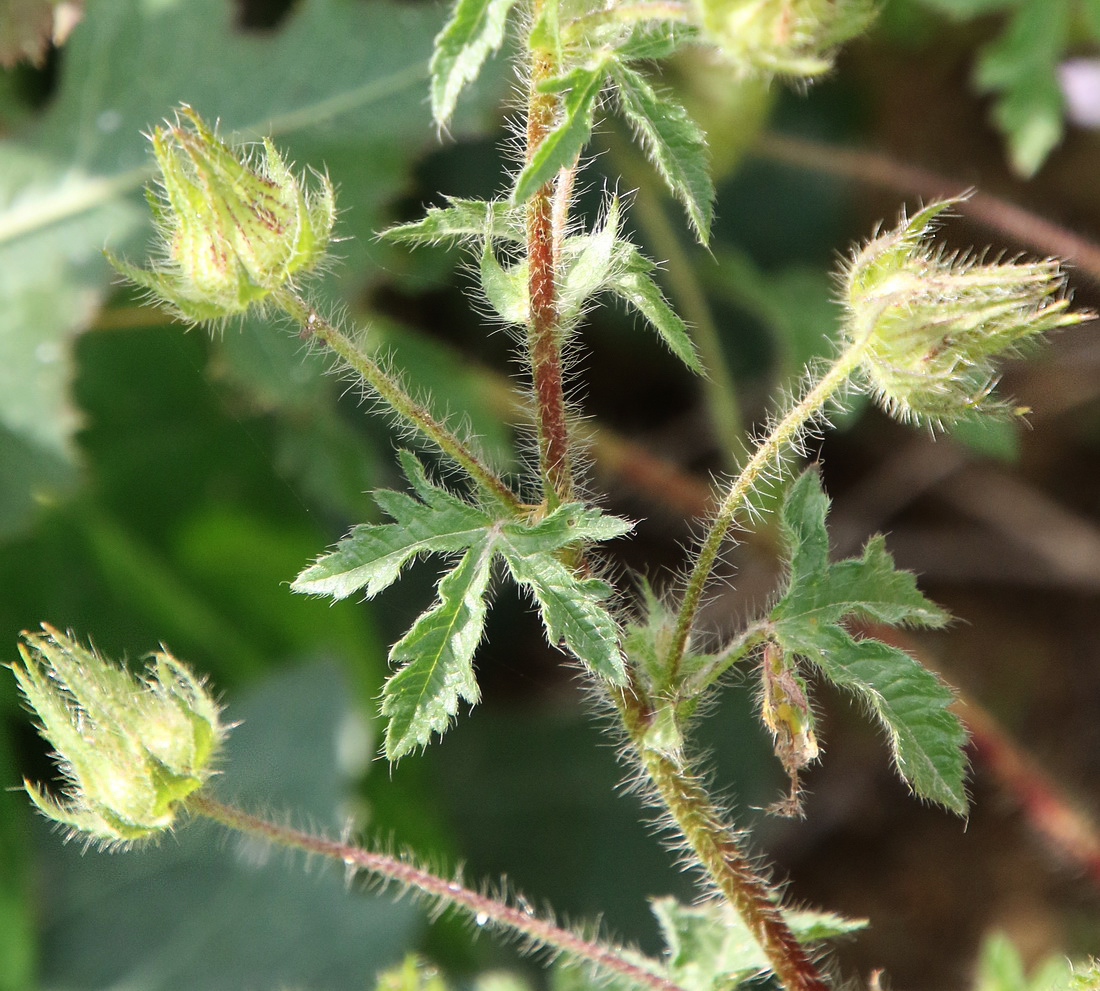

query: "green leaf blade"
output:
431 0 520 126
497 502 631 683
773 531 949 631
381 541 494 759
502 501 634 556
512 62 608 204
292 519 468 600
501 547 626 683
783 624 969 814
973 0 1070 177
379 198 522 247
770 467 968 813
822 535 951 628
651 895 866 989
292 453 493 600
612 64 713 243
609 264 701 373
776 466 831 583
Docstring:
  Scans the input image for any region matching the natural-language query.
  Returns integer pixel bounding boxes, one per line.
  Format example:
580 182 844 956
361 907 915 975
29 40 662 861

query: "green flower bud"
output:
108 104 335 323
843 199 1093 425
693 0 876 79
11 625 227 848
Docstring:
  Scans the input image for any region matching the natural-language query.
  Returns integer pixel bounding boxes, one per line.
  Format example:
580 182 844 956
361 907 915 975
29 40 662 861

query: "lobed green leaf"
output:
430 0 520 126
611 64 713 243
777 622 968 813
292 454 493 600
500 545 627 683
773 530 950 630
769 468 968 813
296 451 632 754
381 541 494 758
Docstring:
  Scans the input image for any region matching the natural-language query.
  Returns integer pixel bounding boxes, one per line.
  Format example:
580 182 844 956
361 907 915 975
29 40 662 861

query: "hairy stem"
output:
188 793 685 991
614 687 829 991
274 289 521 511
525 23 574 507
667 339 866 680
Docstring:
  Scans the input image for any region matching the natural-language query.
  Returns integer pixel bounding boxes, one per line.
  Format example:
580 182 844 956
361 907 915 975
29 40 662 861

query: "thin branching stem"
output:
666 339 866 681
188 793 686 991
274 289 521 511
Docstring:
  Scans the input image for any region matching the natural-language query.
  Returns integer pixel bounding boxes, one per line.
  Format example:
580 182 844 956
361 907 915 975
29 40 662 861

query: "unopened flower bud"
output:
844 199 1092 425
693 0 876 79
12 625 227 848
108 104 335 323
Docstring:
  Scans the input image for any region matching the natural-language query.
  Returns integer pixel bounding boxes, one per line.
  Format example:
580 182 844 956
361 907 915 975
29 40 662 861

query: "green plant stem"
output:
667 339 865 680
187 792 686 991
274 289 521 511
525 21 574 508
682 619 770 697
614 687 828 991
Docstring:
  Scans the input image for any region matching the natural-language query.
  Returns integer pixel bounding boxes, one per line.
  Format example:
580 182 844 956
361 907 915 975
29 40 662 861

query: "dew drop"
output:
475 912 489 926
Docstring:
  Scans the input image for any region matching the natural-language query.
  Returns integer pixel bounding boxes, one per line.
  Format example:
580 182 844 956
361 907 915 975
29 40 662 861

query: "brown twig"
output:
754 133 1100 285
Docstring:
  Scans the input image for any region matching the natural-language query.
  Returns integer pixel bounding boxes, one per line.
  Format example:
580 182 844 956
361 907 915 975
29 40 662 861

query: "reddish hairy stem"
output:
188 794 686 991
615 686 830 991
525 44 574 506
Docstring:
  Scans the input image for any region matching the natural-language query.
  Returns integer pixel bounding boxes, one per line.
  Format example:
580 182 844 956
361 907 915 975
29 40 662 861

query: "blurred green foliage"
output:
911 0 1100 177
